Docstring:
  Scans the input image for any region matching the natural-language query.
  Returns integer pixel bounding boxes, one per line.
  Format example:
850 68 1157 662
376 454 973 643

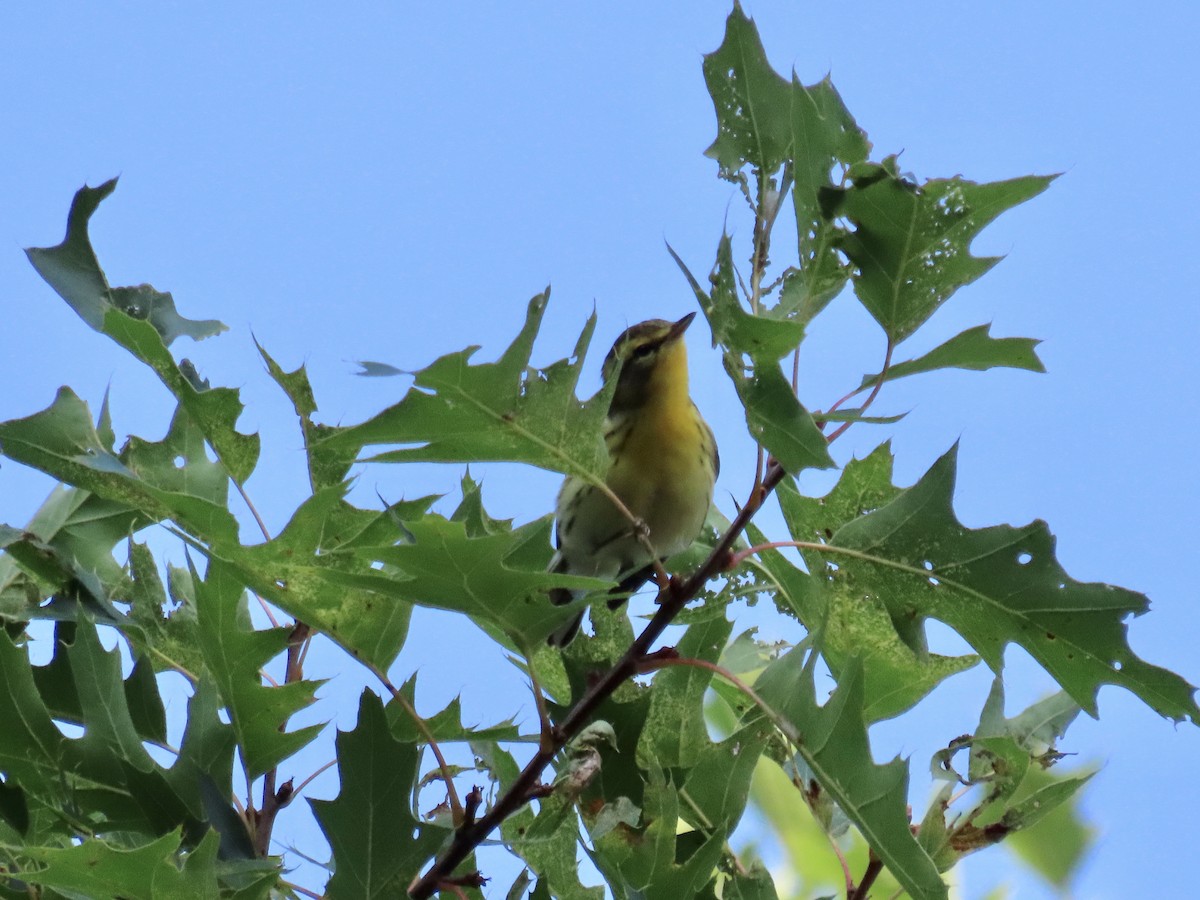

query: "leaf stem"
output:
363 660 464 823
826 340 893 443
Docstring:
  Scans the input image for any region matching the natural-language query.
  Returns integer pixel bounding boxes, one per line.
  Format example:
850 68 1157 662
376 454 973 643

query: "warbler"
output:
547 312 719 646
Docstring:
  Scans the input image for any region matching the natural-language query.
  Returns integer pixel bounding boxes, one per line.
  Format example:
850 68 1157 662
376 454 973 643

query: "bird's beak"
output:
667 312 696 342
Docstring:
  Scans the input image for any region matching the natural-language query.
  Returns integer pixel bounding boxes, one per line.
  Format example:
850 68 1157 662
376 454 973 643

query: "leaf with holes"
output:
829 444 1199 723
757 444 978 721
702 4 792 179
822 159 1055 343
26 180 259 483
782 75 871 327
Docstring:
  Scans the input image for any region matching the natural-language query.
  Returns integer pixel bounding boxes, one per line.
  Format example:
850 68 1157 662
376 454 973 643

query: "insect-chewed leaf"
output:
25 180 258 483
829 444 1199 723
702 4 791 179
822 160 1055 343
783 75 871 328
317 291 614 481
766 443 978 721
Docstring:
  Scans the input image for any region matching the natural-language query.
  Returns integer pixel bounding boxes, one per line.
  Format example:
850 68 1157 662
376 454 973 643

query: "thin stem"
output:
231 479 281 629
831 838 854 898
525 655 555 753
363 660 464 823
233 478 274 544
282 881 323 900
826 340 894 444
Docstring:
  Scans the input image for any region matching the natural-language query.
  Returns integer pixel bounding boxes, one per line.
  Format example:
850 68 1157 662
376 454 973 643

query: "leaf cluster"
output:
0 5 1194 900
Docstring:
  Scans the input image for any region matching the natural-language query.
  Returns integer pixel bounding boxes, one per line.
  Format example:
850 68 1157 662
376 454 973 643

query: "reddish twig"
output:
825 340 894 443
848 852 883 900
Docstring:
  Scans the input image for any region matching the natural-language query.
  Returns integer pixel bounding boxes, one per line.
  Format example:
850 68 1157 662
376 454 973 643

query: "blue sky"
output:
2 2 1198 898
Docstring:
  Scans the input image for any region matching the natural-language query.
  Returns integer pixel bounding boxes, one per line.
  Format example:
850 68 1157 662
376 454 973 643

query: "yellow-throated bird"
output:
547 312 718 646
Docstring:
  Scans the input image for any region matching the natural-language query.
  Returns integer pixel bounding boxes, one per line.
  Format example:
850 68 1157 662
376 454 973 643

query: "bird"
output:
547 312 719 646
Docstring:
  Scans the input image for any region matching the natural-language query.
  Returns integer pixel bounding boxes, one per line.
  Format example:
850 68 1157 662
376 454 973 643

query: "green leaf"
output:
0 389 238 544
255 339 356 491
254 339 316 419
638 615 733 769
219 487 435 670
310 691 442 900
1005 767 1096 889
387 674 522 743
126 539 206 677
25 180 259 483
783 76 871 327
9 830 185 900
66 618 160 771
702 4 792 178
749 650 947 900
671 239 833 474
193 559 322 778
320 291 615 481
370 514 602 648
0 630 67 791
590 762 727 900
763 445 978 721
166 679 241 853
830 444 1200 723
859 324 1045 390
971 674 1081 782
150 828 225 899
24 180 225 345
823 160 1055 342
680 722 768 835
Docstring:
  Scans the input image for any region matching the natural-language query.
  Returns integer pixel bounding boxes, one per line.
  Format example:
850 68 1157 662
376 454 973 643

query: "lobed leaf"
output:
829 444 1199 723
702 4 792 179
25 180 259 483
749 650 947 899
859 323 1045 390
318 291 615 482
310 691 442 900
822 160 1056 343
760 444 978 721
0 389 238 544
194 559 322 778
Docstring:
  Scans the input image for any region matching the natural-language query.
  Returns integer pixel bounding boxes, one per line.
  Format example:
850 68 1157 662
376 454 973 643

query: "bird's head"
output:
603 312 696 413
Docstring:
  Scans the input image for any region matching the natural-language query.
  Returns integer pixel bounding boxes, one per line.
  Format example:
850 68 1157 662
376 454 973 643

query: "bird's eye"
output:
631 343 656 359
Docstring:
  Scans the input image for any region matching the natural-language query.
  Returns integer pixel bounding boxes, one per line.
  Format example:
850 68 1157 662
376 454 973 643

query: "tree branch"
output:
407 459 789 898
